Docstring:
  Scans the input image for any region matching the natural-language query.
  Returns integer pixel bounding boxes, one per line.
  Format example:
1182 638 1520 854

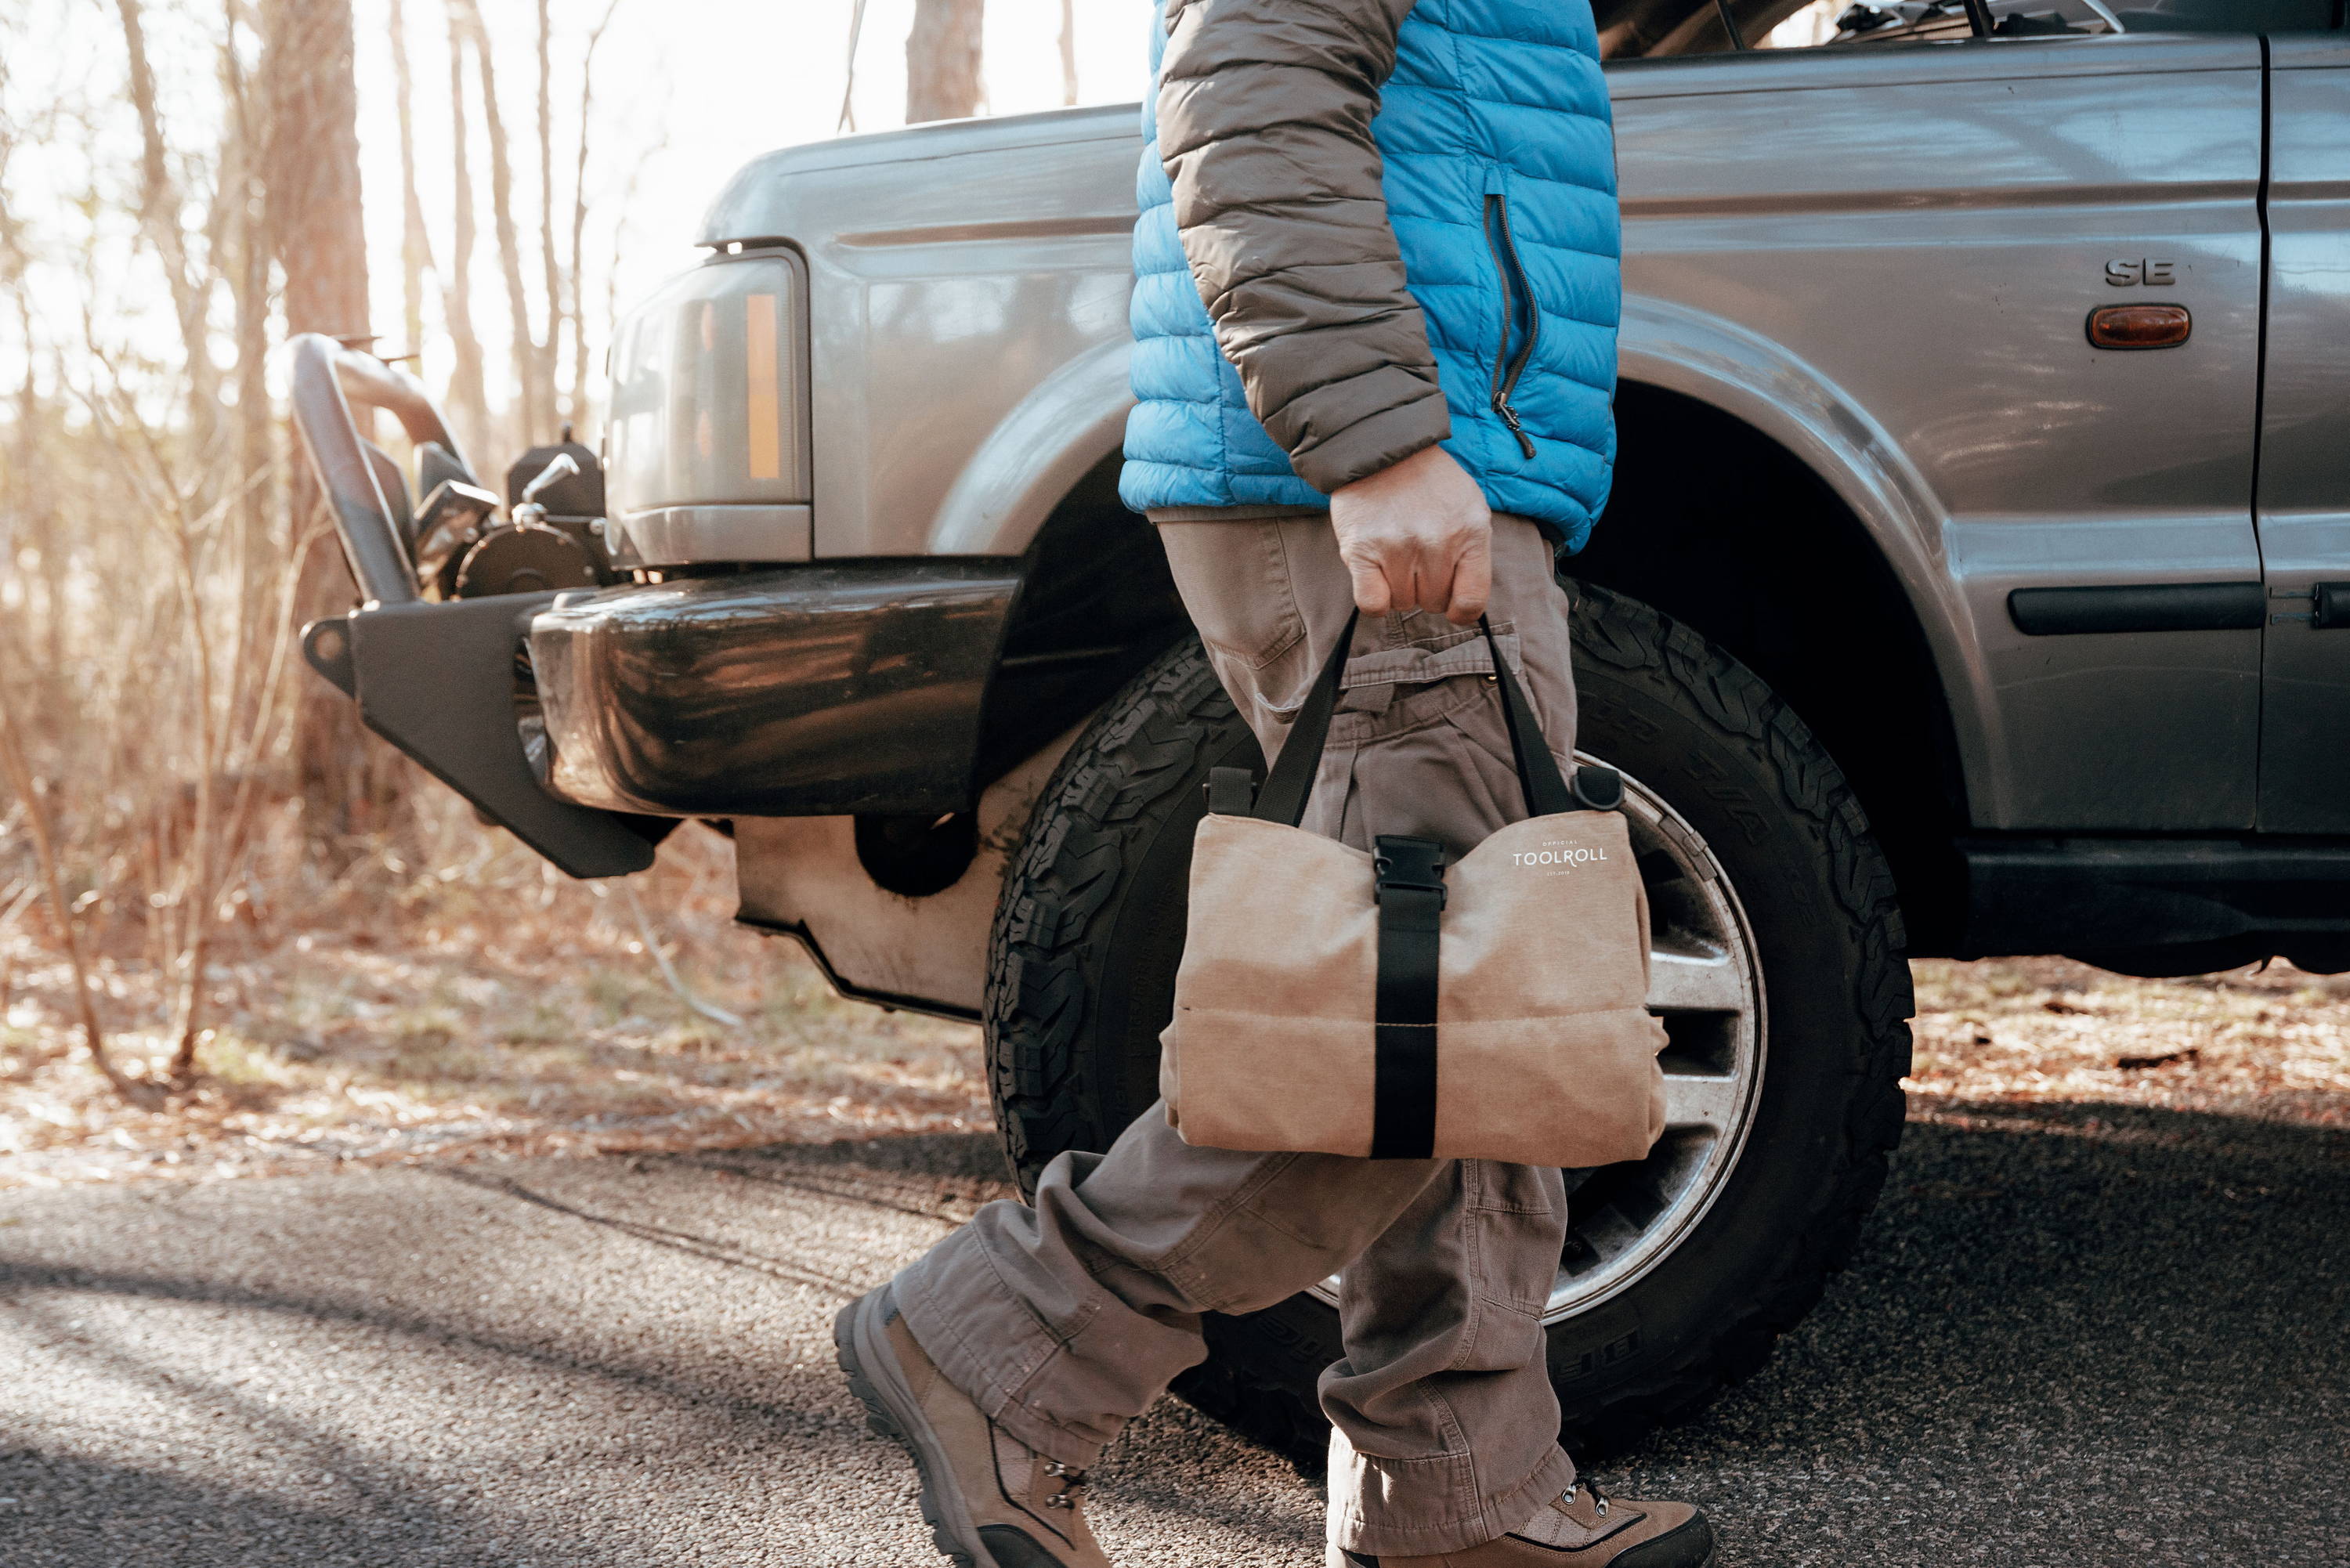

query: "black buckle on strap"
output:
1373 836 1448 909
1205 766 1259 816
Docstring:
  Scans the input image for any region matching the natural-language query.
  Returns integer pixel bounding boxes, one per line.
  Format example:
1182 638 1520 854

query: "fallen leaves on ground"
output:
0 828 985 1189
1907 955 2350 1128
7 837 2348 1190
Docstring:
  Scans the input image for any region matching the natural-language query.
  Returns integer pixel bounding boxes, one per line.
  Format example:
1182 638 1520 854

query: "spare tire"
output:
985 580 1912 1458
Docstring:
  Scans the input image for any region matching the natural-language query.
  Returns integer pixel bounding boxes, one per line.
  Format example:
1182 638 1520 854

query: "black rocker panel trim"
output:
2007 581 2263 636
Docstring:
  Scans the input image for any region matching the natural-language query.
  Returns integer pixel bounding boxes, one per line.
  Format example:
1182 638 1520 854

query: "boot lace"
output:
1043 1459 1090 1511
1561 1480 1611 1519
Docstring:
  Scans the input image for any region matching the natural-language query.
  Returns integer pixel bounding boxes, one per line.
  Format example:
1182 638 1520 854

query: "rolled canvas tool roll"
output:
1161 613 1667 1168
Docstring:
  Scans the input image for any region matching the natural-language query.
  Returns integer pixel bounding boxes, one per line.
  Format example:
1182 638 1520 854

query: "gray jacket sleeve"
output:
1157 0 1451 495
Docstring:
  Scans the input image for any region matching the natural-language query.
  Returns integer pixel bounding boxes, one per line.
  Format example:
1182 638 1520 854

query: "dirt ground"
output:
4 825 2346 1190
0 829 985 1189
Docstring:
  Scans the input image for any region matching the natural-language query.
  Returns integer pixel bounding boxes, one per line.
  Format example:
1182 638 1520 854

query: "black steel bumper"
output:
290 331 1031 875
302 596 667 879
302 559 1024 876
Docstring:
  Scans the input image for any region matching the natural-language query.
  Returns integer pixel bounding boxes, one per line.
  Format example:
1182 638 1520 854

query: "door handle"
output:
2269 583 2350 628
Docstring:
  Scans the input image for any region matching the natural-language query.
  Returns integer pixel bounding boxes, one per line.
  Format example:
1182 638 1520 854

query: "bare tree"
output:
568 0 623 423
260 0 369 341
906 0 984 124
441 2 492 467
0 680 146 1105
389 0 436 358
454 0 551 447
839 0 868 132
536 0 564 425
260 0 396 839
117 0 222 445
221 0 276 555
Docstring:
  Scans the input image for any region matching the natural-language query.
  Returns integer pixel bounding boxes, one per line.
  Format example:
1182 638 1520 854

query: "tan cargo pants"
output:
893 514 1581 1559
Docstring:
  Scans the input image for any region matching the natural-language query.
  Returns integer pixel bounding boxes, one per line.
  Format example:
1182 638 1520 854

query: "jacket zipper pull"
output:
1495 399 1536 460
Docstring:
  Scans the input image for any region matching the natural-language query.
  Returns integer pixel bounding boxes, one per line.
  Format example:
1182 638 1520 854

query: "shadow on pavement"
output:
1611 1098 2349 1567
0 1105 2338 1566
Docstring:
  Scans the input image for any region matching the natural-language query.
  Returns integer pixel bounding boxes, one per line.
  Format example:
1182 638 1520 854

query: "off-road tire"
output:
984 580 1913 1461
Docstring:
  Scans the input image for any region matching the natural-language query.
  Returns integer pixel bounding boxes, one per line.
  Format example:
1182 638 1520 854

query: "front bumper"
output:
306 561 1025 876
526 562 1021 818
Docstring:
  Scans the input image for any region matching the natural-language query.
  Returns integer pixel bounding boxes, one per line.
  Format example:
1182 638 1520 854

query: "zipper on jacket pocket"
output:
1482 187 1541 461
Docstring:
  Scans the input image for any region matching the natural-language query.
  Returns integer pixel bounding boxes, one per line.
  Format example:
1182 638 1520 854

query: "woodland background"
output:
0 0 2341 1189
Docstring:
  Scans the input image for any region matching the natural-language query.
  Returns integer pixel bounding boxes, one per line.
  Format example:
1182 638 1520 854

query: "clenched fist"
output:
1329 444 1493 626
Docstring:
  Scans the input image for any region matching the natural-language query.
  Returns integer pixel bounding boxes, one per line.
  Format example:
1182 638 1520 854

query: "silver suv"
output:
294 0 2350 1454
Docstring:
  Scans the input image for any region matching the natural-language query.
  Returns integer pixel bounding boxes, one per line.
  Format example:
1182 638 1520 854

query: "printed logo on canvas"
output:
1513 840 1611 874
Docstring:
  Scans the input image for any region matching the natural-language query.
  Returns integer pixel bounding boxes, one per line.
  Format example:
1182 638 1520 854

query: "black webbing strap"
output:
1372 834 1445 1159
1255 611 1574 825
1205 765 1258 816
1480 618 1574 818
1253 611 1361 826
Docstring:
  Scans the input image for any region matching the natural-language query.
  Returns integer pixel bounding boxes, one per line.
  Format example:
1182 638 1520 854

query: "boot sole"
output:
1326 1515 1722 1567
834 1286 995 1568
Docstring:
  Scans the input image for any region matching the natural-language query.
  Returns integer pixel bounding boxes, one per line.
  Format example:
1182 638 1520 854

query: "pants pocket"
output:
1330 695 1524 858
1157 518 1306 670
1466 1162 1568 1316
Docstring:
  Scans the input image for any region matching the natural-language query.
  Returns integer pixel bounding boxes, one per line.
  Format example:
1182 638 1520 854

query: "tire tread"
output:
985 586 1915 1461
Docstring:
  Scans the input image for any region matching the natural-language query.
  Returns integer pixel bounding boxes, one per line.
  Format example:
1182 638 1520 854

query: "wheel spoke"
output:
1646 948 1744 1013
1661 1070 1740 1135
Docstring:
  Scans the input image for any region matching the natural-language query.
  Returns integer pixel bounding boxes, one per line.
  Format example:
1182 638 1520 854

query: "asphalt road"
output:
1 1102 2344 1568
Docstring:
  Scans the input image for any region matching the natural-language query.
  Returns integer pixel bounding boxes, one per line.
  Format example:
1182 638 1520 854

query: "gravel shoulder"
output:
1 1102 2344 1567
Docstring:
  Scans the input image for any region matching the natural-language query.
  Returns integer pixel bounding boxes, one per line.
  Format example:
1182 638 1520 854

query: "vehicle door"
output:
2254 33 2350 832
1612 19 2268 829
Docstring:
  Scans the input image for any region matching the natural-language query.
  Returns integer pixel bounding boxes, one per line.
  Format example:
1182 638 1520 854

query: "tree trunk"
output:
260 0 370 343
1060 0 1078 107
536 0 565 428
441 1 492 471
905 0 984 124
455 0 549 450
222 0 278 638
389 0 435 360
568 1 621 429
259 0 396 842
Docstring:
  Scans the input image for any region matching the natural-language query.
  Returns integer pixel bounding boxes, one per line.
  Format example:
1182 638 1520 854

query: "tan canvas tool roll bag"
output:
1161 614 1667 1168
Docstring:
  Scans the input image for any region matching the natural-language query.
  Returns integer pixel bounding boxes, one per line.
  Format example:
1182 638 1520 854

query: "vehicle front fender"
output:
927 336 1134 558
1618 294 1996 805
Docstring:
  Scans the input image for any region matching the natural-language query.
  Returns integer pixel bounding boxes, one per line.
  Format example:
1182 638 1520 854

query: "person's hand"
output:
1329 444 1492 626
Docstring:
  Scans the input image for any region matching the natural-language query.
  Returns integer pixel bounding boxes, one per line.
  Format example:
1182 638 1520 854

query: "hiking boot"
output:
1336 1481 1715 1568
835 1283 1112 1568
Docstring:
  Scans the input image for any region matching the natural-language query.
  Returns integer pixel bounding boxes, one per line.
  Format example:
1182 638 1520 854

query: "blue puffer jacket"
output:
1120 0 1622 552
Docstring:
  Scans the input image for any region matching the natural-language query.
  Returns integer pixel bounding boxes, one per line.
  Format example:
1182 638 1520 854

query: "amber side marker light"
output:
745 292 783 481
2088 303 2191 350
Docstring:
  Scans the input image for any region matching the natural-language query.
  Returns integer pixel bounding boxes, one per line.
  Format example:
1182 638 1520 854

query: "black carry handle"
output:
1252 612 1596 826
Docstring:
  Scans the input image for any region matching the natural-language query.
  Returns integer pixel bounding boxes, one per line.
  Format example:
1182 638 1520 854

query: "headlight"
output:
605 250 809 564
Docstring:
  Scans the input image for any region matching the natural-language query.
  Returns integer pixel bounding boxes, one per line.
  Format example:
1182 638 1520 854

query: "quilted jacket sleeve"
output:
1157 0 1450 495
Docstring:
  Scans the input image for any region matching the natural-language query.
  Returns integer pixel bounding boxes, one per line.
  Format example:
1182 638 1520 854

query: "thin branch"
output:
838 0 867 132
613 880 742 1028
567 0 622 427
0 666 149 1106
